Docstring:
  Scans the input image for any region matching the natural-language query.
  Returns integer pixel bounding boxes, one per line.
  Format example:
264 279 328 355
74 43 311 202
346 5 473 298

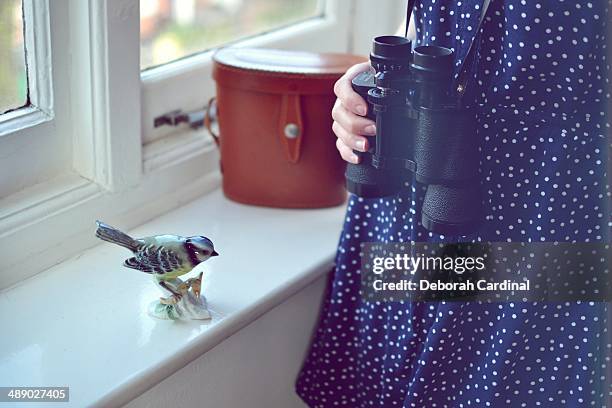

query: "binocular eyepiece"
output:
347 35 482 236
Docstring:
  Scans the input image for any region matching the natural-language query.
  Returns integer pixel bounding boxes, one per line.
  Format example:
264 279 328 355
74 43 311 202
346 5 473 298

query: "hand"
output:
332 61 376 164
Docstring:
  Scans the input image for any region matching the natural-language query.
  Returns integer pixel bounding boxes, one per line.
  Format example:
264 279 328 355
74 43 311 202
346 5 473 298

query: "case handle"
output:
204 96 220 148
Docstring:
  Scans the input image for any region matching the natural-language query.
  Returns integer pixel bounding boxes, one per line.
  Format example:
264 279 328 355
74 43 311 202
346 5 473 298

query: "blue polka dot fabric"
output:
296 0 610 406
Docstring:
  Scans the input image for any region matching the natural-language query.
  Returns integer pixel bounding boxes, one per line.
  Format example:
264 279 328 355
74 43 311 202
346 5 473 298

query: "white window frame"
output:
0 0 58 198
0 0 53 137
0 0 405 290
0 0 142 289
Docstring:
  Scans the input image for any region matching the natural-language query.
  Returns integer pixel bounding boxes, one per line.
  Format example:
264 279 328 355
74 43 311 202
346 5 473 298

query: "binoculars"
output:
346 35 482 235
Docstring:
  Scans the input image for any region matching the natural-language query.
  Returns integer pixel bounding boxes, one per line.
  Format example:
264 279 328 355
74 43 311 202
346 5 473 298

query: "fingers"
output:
336 138 359 164
332 100 376 136
332 121 367 153
332 61 376 164
331 97 377 165
333 61 372 116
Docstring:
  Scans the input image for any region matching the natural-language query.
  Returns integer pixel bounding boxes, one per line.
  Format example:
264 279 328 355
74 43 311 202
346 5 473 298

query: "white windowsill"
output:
0 189 345 407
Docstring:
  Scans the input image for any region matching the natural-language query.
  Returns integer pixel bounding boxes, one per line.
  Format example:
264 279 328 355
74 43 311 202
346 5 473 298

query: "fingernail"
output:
356 139 366 151
365 124 376 135
355 105 367 116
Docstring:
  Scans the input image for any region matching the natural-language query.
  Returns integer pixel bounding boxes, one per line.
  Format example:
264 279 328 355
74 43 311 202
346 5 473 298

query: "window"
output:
0 0 404 290
0 0 27 114
141 0 322 70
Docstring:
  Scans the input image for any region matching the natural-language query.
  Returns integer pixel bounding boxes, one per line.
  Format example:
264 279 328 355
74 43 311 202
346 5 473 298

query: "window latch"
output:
154 108 207 130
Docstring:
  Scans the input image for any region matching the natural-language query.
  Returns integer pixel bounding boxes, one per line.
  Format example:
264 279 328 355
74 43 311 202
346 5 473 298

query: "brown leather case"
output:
211 48 366 208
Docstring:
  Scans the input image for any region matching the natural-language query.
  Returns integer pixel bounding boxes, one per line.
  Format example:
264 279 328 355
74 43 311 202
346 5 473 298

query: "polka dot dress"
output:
296 1 610 406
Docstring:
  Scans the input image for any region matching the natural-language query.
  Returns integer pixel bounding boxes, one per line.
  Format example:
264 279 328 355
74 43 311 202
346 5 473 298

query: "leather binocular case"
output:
210 48 366 208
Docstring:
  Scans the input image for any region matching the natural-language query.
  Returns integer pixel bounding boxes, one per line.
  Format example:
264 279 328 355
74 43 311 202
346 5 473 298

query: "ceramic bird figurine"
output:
95 221 218 311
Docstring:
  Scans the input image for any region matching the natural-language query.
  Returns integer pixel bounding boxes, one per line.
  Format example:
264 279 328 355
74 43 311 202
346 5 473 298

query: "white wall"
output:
124 274 328 408
351 0 407 56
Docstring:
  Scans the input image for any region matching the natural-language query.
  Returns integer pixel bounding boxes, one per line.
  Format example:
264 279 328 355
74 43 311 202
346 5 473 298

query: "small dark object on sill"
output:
154 108 207 130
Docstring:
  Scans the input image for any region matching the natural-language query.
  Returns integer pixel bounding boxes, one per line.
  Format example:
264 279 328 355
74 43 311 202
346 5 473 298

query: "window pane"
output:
0 0 27 114
140 0 321 70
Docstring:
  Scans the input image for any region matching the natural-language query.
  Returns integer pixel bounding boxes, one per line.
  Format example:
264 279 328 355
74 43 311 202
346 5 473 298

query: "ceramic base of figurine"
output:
147 296 211 320
148 275 211 321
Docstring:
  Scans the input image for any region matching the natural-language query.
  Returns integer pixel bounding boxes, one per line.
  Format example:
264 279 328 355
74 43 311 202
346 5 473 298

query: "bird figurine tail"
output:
95 220 139 251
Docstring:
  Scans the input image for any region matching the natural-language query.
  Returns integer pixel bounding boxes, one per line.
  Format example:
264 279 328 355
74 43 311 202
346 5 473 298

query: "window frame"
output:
0 0 58 198
0 0 142 289
0 0 53 136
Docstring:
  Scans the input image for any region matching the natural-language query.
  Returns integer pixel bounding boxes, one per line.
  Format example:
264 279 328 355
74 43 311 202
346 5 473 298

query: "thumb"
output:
333 61 373 116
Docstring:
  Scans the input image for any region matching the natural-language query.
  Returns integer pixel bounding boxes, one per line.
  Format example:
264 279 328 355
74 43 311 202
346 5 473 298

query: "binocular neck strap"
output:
456 0 492 100
404 0 492 99
404 0 417 38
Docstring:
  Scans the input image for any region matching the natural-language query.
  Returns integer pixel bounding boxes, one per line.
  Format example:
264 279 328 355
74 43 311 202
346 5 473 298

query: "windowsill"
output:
0 189 345 407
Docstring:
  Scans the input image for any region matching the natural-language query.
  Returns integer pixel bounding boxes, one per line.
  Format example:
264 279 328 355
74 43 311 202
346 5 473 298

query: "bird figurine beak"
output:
211 250 219 257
